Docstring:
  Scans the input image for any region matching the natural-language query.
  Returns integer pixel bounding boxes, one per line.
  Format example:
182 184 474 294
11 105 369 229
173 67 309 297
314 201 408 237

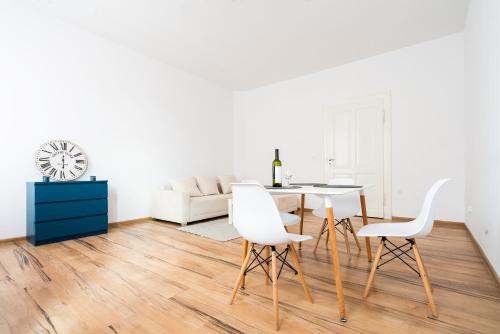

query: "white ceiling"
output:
24 0 469 90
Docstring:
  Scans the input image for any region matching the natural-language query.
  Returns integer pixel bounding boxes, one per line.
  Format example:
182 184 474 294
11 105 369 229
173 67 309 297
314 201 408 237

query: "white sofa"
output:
151 181 298 225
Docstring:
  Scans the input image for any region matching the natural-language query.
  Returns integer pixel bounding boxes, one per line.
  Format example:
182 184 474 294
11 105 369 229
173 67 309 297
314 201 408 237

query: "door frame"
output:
322 92 392 219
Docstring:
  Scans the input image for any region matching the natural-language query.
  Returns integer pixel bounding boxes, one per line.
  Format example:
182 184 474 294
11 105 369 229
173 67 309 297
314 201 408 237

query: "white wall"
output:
464 0 500 275
234 33 465 222
0 3 233 239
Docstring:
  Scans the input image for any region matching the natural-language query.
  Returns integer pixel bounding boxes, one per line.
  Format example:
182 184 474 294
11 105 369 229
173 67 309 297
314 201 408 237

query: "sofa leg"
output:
181 222 188 227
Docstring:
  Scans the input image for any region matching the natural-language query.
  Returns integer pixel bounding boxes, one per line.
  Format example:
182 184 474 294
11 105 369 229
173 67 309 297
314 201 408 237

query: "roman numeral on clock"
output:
38 157 50 161
75 165 83 171
49 168 57 177
76 160 86 164
73 152 82 157
59 170 65 179
60 142 67 151
50 143 58 151
40 162 51 169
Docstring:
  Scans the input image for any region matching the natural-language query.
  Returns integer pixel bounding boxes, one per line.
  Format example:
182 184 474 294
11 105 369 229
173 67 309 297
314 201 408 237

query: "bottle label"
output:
274 166 282 183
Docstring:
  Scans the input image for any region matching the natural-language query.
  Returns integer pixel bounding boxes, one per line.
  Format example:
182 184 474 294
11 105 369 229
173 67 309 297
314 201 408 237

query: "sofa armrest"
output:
227 198 233 224
151 190 190 224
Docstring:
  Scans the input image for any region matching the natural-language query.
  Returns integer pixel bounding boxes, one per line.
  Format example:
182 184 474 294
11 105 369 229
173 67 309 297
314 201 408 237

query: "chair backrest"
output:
411 179 450 237
232 183 290 245
313 178 360 220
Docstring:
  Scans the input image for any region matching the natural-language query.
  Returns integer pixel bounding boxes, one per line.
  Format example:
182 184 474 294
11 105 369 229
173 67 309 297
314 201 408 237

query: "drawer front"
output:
35 215 108 242
35 199 107 222
35 182 107 203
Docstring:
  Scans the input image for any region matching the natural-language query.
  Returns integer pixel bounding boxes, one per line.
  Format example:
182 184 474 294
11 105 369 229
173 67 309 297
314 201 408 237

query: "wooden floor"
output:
1 213 499 333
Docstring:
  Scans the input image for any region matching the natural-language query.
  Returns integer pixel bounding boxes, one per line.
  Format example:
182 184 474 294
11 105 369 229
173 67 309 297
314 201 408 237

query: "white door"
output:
324 97 388 218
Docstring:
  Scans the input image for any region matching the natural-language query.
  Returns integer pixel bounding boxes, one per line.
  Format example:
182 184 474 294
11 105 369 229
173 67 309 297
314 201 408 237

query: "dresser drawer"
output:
35 199 108 222
34 182 107 203
35 215 108 242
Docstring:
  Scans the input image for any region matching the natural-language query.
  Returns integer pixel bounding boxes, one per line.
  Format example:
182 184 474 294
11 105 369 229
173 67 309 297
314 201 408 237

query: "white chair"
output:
357 179 450 318
241 179 301 229
229 183 313 330
312 178 362 257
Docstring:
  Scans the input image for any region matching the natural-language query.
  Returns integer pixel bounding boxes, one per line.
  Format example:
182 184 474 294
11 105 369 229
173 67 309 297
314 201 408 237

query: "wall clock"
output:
35 140 88 181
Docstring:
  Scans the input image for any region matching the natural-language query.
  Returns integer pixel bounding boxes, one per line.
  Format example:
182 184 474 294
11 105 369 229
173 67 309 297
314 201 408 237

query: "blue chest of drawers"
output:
26 180 108 246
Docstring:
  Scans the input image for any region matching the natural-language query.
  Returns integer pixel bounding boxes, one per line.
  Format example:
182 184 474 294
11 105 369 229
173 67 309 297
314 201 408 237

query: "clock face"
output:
35 140 88 181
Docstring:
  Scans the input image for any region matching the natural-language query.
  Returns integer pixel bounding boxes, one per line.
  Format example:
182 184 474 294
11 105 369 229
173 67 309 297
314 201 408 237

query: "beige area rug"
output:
176 218 240 241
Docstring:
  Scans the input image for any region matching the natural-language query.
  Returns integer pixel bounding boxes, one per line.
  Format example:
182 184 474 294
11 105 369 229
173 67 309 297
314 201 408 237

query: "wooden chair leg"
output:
325 228 329 248
418 253 434 292
264 246 271 285
360 194 372 261
230 243 254 304
241 240 250 288
342 220 351 258
271 248 280 330
364 239 385 298
412 242 438 318
313 219 327 253
288 244 313 303
348 218 362 252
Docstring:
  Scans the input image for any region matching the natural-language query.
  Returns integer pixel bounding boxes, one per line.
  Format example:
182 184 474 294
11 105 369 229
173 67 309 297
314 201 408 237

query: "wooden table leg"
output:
298 193 305 250
359 193 372 261
325 203 347 322
241 239 248 289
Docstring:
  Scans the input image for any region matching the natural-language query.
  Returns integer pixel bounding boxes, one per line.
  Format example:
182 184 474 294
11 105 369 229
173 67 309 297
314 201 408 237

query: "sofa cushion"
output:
195 176 220 195
217 175 237 194
190 194 232 219
170 177 203 197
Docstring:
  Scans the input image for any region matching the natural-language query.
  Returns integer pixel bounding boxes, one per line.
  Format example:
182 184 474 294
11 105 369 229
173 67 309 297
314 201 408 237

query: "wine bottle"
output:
272 149 282 187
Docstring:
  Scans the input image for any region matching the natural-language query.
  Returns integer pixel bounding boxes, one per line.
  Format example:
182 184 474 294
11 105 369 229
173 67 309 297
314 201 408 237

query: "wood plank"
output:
0 213 498 333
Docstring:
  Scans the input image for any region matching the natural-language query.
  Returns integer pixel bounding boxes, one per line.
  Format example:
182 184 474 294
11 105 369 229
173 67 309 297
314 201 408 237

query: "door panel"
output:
356 107 382 171
325 100 385 218
332 110 354 170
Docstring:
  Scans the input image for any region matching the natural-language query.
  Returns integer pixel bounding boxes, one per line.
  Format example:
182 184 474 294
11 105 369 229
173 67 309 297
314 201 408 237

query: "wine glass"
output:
284 170 293 187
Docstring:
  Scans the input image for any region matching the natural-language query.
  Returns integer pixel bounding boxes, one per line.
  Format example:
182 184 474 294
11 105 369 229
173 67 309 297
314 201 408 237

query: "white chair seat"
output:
357 221 423 238
287 233 313 243
280 212 300 226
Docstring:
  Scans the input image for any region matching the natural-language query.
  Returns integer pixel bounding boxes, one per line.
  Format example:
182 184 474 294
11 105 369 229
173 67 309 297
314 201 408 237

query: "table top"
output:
266 185 370 196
